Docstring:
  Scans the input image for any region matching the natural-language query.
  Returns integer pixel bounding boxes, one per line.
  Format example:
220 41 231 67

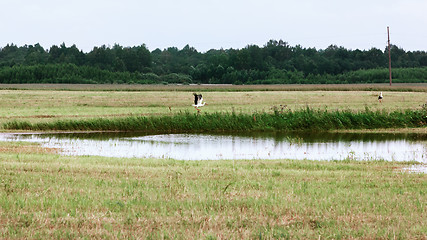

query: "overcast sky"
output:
2 0 427 52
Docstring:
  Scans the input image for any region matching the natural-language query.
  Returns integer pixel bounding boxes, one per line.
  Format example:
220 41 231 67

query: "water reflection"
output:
0 132 425 163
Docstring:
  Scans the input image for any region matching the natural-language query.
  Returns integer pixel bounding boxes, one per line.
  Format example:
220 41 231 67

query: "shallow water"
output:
0 132 425 163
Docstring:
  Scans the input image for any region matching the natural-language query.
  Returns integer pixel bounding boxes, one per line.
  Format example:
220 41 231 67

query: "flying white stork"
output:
378 92 383 103
192 93 206 111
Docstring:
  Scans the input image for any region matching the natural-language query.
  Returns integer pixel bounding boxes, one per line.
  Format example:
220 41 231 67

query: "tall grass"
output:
4 108 426 132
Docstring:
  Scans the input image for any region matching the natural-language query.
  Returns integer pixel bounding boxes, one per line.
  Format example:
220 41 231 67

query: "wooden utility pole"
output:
387 26 392 86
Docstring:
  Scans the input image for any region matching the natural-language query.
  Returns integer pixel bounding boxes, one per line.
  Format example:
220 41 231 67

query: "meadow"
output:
0 84 426 239
0 83 426 129
0 141 426 239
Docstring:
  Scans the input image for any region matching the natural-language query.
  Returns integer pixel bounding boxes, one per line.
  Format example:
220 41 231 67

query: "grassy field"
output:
1 83 427 92
0 141 425 239
0 84 426 128
0 84 426 239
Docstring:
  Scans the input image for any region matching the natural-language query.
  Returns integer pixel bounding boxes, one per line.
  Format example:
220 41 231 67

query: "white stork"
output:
192 93 206 111
378 92 383 103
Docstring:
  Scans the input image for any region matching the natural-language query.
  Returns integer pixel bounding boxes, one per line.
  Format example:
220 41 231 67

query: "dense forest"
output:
1 40 427 84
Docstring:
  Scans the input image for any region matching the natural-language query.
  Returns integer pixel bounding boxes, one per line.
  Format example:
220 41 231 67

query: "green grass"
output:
0 86 426 238
0 141 425 239
0 88 426 128
4 108 426 132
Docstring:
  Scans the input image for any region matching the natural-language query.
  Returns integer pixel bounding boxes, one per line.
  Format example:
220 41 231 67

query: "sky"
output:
2 0 427 53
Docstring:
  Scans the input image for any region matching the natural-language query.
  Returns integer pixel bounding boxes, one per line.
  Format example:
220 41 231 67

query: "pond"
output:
0 132 426 164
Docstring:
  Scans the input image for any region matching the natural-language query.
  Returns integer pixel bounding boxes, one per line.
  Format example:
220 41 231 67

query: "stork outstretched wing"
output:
192 93 206 109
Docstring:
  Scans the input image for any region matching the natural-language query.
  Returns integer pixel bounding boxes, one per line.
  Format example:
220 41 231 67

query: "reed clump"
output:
4 107 426 132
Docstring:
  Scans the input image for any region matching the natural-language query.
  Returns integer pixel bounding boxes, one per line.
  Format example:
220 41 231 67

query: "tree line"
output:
1 40 427 84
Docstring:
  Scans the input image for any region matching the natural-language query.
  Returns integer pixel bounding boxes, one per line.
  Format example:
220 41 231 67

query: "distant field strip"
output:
1 83 427 92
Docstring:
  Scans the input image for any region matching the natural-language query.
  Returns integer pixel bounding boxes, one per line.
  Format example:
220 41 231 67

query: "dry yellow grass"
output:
0 88 425 126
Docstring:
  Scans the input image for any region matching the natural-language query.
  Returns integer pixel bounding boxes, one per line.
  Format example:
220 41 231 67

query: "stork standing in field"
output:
378 92 383 103
192 93 206 112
